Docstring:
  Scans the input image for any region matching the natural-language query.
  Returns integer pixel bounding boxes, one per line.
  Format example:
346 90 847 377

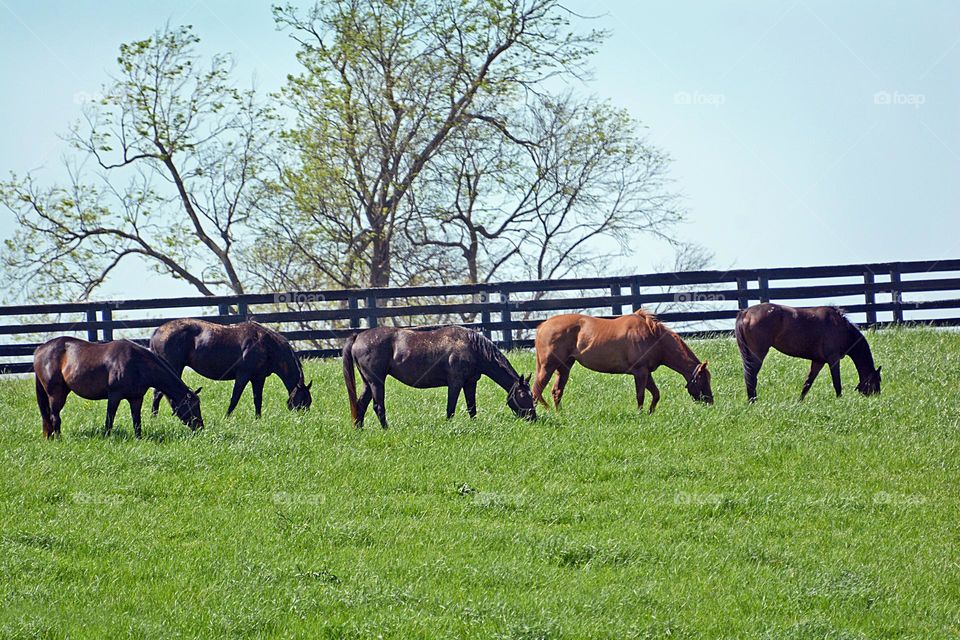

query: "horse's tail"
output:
34 373 53 436
735 312 763 389
342 334 359 423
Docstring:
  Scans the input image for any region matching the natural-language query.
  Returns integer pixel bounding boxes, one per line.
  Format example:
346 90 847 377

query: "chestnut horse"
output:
150 319 312 418
735 303 881 402
533 310 713 413
343 326 536 428
34 337 203 439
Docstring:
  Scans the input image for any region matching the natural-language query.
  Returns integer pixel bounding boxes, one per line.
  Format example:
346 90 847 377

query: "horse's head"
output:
686 361 714 404
856 365 882 395
288 380 313 411
173 387 204 430
507 374 536 421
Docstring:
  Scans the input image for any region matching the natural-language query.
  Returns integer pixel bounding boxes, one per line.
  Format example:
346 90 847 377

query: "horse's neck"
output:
660 333 700 381
272 342 303 391
480 351 518 392
847 329 875 379
147 355 188 399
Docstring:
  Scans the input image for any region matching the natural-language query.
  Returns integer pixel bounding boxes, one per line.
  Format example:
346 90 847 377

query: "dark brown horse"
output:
533 310 713 413
342 326 536 428
150 319 312 418
735 303 881 402
34 337 203 439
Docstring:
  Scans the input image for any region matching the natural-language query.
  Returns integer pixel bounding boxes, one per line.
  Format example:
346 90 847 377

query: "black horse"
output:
34 337 203 438
150 319 312 418
342 326 536 428
736 303 881 402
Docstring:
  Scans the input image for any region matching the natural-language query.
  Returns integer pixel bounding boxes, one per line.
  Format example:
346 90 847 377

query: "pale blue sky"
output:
1 0 958 299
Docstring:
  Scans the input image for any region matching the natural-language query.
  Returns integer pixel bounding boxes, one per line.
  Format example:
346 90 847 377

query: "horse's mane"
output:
633 308 665 334
244 321 304 381
466 330 518 378
133 339 186 385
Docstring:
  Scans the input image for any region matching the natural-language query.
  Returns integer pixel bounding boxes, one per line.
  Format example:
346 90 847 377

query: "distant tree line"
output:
1 0 702 301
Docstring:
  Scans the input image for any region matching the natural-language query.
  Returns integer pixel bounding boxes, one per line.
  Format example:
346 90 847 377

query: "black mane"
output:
467 330 519 379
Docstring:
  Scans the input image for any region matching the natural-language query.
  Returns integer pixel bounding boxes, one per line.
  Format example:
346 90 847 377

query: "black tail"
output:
735 313 762 400
35 374 52 435
342 334 359 423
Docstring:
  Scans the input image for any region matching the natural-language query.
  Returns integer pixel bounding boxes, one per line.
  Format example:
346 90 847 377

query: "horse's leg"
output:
151 388 164 417
744 348 768 403
463 379 478 418
446 382 463 419
355 383 373 429
533 349 557 409
646 376 660 414
103 392 122 437
129 395 144 439
251 377 265 419
48 389 67 438
633 370 649 412
800 361 825 401
371 381 388 429
829 361 843 397
226 374 250 416
551 358 576 410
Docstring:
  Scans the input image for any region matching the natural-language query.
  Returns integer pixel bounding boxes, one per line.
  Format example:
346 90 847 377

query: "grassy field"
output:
1 327 958 638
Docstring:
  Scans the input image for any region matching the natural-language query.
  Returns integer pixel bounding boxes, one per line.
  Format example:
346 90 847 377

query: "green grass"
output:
1 327 959 638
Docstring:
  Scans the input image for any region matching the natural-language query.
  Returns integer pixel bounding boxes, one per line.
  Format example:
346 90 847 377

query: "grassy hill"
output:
1 328 958 638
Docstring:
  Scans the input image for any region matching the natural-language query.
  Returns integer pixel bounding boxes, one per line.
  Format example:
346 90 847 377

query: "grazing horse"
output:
533 310 713 413
735 303 882 402
342 326 536 428
150 319 312 418
33 337 203 439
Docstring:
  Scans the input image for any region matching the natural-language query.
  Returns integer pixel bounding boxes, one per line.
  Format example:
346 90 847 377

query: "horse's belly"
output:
389 368 447 388
188 346 242 380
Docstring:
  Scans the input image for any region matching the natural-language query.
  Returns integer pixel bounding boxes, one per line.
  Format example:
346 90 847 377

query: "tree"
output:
0 26 271 300
270 0 604 288
404 93 683 284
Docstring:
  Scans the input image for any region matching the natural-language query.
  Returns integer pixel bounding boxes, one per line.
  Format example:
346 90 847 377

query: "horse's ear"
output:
702 360 709 369
876 366 882 375
306 380 313 390
524 373 532 385
194 387 202 395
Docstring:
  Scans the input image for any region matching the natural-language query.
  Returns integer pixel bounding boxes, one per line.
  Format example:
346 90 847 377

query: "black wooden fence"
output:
2 258 959 375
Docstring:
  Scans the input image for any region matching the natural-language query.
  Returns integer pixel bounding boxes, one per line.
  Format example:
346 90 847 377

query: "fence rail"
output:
2 258 959 375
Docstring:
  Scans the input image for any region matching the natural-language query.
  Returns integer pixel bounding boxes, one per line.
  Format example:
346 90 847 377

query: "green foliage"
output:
1 328 958 636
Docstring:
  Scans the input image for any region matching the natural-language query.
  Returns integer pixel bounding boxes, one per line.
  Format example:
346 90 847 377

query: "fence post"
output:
735 277 749 310
890 267 903 323
630 278 642 313
500 290 513 350
366 294 378 328
758 272 770 304
86 308 98 342
480 290 492 339
218 303 229 317
611 283 622 316
348 295 360 329
101 305 114 342
237 301 248 322
863 271 877 326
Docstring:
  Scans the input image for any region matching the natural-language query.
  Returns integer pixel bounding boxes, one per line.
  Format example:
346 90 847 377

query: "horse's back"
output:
738 303 850 360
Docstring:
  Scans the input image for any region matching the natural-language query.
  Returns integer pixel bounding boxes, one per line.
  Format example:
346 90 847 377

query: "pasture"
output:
1 327 958 638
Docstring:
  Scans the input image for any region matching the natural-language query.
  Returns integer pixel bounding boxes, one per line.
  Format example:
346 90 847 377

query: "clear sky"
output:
1 0 958 299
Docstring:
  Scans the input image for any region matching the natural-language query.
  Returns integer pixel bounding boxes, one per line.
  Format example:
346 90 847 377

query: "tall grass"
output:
0 328 958 638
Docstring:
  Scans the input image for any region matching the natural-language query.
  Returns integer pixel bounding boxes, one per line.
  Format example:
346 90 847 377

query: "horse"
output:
342 326 536 428
735 303 882 402
533 309 713 413
150 319 312 418
33 337 203 439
